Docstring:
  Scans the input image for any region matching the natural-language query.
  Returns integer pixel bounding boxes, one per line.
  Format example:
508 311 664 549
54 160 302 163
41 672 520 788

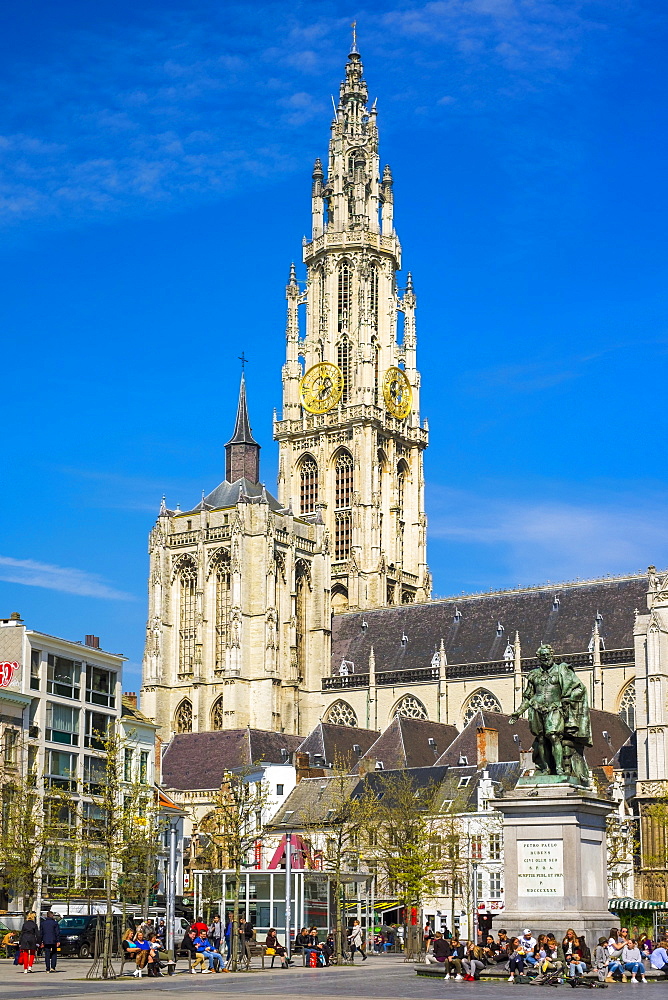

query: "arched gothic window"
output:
370 264 379 331
313 265 325 334
618 682 636 731
299 456 319 515
175 699 192 734
211 696 225 731
335 450 353 509
393 695 428 720
397 461 409 522
324 700 358 727
334 450 353 561
337 261 351 332
295 561 310 677
214 554 231 672
337 335 351 403
463 689 502 724
178 558 197 675
331 584 349 615
372 337 380 404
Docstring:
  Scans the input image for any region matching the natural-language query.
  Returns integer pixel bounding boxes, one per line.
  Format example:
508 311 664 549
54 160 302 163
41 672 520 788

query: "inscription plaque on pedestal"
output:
517 839 564 895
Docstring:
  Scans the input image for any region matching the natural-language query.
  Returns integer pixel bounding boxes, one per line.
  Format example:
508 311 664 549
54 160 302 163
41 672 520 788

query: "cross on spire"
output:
351 20 358 52
238 351 249 371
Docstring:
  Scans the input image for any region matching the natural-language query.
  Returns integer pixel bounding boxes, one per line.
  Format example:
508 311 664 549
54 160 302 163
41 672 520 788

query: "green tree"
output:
194 768 270 972
302 762 376 962
372 771 443 957
0 736 75 911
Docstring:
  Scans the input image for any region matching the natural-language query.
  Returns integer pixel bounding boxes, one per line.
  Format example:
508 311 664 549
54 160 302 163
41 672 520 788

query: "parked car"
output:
58 913 126 959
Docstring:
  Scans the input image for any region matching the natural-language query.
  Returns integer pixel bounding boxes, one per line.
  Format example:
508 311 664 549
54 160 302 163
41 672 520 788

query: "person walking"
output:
40 911 60 973
349 920 366 962
209 914 222 954
18 911 40 974
224 913 232 961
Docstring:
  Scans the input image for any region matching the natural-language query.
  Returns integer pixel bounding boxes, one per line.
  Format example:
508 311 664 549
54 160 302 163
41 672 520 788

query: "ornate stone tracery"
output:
324 700 358 727
175 699 193 734
393 694 428 720
463 689 502 724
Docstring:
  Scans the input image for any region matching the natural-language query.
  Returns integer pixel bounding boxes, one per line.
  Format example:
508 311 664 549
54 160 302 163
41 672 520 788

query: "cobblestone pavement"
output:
0 956 636 1000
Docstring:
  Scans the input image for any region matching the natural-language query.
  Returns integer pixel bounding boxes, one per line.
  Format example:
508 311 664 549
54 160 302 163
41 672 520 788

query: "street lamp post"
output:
471 861 479 944
285 832 292 960
166 821 178 958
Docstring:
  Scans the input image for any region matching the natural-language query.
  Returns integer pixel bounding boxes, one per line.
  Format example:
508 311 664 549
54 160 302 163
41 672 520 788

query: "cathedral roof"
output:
178 477 282 514
161 728 303 791
297 722 380 769
354 716 458 772
332 573 648 675
434 708 633 770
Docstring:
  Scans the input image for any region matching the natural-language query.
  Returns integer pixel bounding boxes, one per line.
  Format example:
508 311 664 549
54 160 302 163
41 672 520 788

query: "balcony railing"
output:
322 648 636 690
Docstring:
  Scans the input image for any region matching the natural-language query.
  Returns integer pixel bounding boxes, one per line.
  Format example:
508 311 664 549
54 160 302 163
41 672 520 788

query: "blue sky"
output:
2 0 668 691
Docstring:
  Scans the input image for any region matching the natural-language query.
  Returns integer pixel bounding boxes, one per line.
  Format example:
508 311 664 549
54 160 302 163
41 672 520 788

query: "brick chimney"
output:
85 635 100 649
123 692 138 709
295 751 326 782
476 727 499 765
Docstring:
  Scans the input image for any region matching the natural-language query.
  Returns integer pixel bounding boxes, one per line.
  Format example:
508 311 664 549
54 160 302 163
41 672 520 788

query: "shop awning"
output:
608 897 667 911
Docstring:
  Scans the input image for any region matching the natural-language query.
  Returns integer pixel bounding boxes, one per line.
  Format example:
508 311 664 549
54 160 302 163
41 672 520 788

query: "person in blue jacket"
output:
40 912 60 973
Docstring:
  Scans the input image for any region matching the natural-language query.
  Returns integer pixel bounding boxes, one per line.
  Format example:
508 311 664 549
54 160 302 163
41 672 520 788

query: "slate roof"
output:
331 574 647 674
434 709 633 770
268 774 361 828
355 716 458 772
121 698 157 727
195 478 283 513
435 711 533 767
161 728 303 791
269 762 526 827
297 723 380 769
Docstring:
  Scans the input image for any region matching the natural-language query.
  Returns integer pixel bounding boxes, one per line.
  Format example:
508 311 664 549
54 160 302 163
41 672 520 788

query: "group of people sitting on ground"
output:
424 925 668 982
601 927 667 983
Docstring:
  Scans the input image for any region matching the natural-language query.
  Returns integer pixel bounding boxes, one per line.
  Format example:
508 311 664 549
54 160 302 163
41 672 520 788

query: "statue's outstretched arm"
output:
508 683 533 725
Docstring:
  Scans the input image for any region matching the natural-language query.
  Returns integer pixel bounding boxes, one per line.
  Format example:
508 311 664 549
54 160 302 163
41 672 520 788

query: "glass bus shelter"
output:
192 869 372 944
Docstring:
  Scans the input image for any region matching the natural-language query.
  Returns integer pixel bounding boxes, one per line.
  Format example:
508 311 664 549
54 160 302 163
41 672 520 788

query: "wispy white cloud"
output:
0 556 136 601
0 1 620 232
428 483 668 584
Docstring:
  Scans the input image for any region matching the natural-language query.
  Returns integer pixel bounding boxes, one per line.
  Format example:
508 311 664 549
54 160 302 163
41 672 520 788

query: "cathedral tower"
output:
141 376 329 739
275 41 430 610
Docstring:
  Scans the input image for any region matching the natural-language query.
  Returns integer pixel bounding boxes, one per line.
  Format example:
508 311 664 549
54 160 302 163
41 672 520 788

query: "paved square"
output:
0 955 632 1000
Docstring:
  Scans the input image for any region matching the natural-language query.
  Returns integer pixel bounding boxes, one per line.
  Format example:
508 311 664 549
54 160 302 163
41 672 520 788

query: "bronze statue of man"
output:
509 643 592 781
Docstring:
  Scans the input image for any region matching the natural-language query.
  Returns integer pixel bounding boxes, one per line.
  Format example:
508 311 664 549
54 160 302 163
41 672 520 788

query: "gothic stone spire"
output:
225 373 261 484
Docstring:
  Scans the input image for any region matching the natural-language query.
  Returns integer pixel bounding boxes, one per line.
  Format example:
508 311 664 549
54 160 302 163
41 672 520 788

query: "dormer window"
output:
552 596 560 610
496 622 504 636
454 609 462 623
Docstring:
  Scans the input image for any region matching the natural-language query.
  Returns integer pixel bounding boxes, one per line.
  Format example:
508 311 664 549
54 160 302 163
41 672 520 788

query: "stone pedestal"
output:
495 778 612 947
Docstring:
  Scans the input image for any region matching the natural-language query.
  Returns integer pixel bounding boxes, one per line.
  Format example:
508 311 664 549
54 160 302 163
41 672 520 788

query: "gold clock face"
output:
300 362 344 414
383 366 412 419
